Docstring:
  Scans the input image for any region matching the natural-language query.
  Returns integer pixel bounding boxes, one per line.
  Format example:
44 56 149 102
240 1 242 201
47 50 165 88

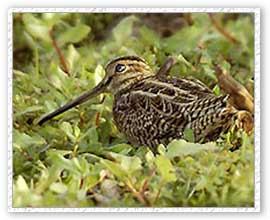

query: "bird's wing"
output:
114 81 231 146
160 76 213 97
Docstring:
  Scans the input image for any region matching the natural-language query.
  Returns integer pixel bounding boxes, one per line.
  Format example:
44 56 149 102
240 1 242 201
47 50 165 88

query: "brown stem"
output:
125 180 152 207
208 13 240 44
141 167 157 193
95 112 101 127
79 177 85 189
79 111 85 126
49 29 70 76
157 56 177 78
184 13 194 26
95 95 106 127
153 182 164 205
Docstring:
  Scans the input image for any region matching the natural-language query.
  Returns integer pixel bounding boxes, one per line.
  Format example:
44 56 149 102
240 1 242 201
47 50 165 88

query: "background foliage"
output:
13 13 254 207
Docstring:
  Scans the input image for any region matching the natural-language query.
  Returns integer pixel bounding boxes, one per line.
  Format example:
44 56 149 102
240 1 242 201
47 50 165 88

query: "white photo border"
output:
7 7 260 212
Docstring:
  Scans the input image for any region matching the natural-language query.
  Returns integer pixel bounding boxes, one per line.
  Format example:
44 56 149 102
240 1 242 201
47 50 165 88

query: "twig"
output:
153 182 164 205
184 13 194 26
95 112 101 127
49 29 70 76
141 167 157 193
156 56 177 78
79 177 85 189
208 13 240 44
125 180 152 207
95 95 106 127
34 45 39 79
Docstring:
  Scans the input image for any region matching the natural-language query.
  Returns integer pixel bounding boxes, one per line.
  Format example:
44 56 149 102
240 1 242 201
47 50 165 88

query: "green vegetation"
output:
13 13 254 207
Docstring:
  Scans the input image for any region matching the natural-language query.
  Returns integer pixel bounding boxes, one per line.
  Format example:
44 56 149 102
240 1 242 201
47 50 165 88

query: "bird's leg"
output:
156 56 177 78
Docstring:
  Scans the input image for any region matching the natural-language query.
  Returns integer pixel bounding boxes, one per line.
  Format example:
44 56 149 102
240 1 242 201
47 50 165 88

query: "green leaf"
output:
66 44 80 73
79 126 99 144
15 105 44 117
183 128 195 142
14 175 30 193
155 155 177 183
107 143 133 154
47 62 68 91
74 125 81 138
100 159 128 181
157 144 166 155
43 100 60 113
23 31 38 50
34 164 63 194
22 14 51 42
57 24 91 46
195 176 207 190
42 13 65 28
113 15 138 44
139 25 161 48
212 84 221 96
164 26 204 53
93 64 105 85
49 182 68 194
166 139 218 159
59 122 76 143
107 152 142 175
46 150 81 176
177 54 193 69
202 65 216 81
85 174 100 190
13 130 46 149
145 149 155 165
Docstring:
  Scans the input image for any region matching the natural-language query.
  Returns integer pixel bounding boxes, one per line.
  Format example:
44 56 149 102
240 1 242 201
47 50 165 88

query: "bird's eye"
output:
115 64 126 73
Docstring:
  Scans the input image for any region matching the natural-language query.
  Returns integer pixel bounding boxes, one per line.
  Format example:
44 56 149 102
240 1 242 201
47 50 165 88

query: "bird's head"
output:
38 56 154 125
103 56 154 94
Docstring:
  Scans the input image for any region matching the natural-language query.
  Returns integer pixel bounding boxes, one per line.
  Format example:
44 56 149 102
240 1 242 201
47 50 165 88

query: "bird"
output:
38 55 250 151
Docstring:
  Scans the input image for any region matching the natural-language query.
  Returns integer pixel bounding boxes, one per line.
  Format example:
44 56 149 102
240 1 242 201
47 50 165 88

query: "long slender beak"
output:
38 79 108 126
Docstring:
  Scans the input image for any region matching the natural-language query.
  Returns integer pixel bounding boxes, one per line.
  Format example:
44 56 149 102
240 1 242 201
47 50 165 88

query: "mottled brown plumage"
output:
38 56 240 151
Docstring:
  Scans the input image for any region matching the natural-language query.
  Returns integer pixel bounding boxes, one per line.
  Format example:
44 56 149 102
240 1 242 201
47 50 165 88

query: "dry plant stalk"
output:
49 29 70 76
214 65 254 133
156 56 177 78
208 13 240 44
214 65 254 114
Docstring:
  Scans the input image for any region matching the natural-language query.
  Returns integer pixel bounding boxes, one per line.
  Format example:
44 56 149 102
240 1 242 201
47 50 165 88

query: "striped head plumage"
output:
104 56 155 94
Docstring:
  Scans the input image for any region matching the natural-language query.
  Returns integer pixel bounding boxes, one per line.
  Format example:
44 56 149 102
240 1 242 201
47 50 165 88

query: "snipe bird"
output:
38 56 243 151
